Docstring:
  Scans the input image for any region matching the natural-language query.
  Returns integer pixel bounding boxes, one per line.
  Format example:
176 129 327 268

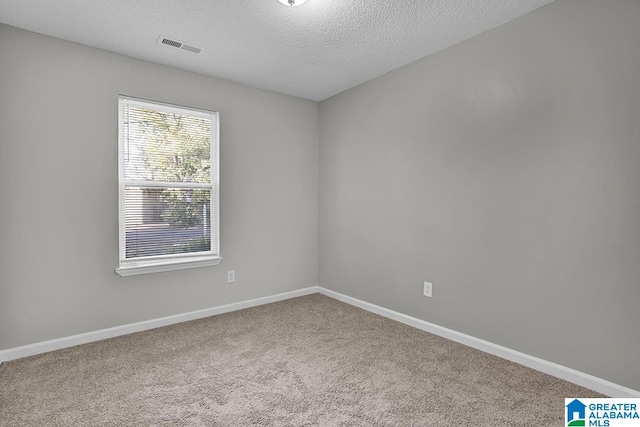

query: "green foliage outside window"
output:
136 108 211 228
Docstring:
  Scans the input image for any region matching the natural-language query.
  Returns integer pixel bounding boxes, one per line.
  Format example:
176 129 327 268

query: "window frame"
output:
115 95 222 276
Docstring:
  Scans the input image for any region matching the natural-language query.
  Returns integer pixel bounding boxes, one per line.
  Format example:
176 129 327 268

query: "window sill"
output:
115 256 223 277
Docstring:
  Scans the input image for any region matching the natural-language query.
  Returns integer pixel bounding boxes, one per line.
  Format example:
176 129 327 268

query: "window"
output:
116 96 221 276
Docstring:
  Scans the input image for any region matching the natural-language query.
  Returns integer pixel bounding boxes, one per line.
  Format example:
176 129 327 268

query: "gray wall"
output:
319 0 640 390
0 24 318 350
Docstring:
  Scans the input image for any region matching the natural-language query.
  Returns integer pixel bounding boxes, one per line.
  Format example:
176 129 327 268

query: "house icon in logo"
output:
566 399 586 425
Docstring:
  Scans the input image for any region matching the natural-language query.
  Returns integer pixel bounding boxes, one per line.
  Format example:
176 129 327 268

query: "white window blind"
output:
116 96 221 276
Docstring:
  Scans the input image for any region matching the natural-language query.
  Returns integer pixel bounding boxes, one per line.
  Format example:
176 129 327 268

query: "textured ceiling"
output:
0 0 555 101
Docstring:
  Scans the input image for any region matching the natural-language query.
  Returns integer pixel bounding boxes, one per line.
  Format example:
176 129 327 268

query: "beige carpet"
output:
0 294 601 426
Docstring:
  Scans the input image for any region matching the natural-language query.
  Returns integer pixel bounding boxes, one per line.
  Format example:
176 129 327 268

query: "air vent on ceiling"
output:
157 35 202 54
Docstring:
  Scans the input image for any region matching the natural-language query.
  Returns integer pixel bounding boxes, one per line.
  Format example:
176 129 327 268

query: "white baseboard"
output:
317 287 640 398
0 286 320 364
2 285 637 398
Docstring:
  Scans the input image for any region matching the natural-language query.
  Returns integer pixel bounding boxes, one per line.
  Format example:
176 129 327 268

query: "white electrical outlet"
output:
227 270 235 283
423 281 432 298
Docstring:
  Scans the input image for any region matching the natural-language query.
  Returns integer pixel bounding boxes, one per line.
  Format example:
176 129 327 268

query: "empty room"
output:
1 0 639 425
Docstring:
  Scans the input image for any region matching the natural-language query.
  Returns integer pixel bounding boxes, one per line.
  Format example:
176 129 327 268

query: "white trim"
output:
120 95 214 119
212 112 220 255
118 97 126 260
317 287 640 398
1 285 637 398
115 255 223 276
0 286 319 364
